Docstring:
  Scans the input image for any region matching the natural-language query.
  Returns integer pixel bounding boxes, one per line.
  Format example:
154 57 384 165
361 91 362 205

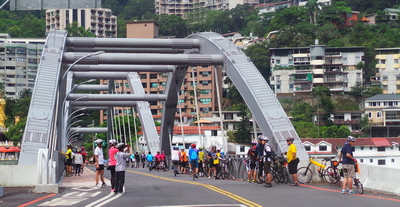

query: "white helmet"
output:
263 136 269 141
116 143 125 150
347 136 356 142
109 139 117 146
95 139 103 145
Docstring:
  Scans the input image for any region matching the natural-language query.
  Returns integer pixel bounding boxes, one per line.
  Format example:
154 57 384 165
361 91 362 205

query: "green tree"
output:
292 121 318 138
65 22 96 37
233 103 251 143
306 0 323 25
4 117 26 144
359 114 371 137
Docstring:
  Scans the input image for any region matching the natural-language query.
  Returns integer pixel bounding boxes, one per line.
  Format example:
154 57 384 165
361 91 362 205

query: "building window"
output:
360 159 363 163
377 111 382 118
151 83 158 88
150 74 158 79
224 114 233 120
360 147 364 150
276 84 281 89
383 76 388 81
368 112 372 118
377 146 385 152
370 159 373 163
199 98 211 104
378 160 386 165
140 74 147 79
211 130 217 136
370 146 373 150
304 145 311 151
319 145 327 151
240 146 245 152
391 159 395 162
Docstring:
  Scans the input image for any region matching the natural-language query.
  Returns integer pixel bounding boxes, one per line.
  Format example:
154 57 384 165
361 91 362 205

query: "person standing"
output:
256 135 265 183
108 139 118 192
74 148 83 176
207 145 217 178
114 143 131 194
94 139 107 188
161 151 167 169
198 147 205 177
61 144 73 177
339 136 357 195
179 148 188 174
247 141 258 183
81 147 87 173
146 152 154 170
171 147 180 174
134 152 140 168
262 136 273 187
285 137 299 186
189 143 199 178
214 148 224 179
141 152 146 168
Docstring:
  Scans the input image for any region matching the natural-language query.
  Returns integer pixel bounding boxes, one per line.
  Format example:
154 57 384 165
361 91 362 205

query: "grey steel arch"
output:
183 32 308 159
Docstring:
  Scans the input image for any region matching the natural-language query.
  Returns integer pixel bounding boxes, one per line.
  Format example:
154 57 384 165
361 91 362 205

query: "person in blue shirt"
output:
146 152 154 170
339 136 357 195
189 143 199 178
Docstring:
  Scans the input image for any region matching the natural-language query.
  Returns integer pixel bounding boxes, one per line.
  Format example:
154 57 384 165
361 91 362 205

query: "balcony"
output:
313 68 324 74
313 78 324 83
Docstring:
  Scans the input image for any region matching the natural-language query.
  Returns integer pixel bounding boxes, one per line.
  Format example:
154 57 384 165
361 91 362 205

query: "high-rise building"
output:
0 33 45 99
375 48 400 94
269 43 364 95
155 0 258 17
45 8 117 38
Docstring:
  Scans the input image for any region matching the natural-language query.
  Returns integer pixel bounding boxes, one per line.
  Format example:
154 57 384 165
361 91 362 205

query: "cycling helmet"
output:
286 137 295 142
116 143 125 150
347 136 356 142
191 143 196 148
211 145 216 148
95 139 103 145
109 139 117 146
199 147 204 150
251 140 257 145
67 144 72 148
81 147 85 150
262 136 268 141
257 135 264 140
216 148 221 152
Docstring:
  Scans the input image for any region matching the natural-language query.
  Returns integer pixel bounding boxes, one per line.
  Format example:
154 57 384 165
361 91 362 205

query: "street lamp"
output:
59 51 104 149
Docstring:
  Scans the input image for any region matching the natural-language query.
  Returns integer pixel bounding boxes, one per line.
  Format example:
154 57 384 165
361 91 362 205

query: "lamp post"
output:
59 51 104 149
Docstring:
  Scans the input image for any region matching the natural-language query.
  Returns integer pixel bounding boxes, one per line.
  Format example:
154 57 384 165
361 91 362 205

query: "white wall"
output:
0 165 37 186
359 163 400 196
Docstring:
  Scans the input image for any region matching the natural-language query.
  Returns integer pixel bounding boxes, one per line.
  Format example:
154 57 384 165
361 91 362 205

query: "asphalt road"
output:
3 166 400 207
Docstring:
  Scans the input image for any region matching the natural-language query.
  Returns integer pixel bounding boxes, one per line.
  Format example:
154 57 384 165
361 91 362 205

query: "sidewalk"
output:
61 165 110 188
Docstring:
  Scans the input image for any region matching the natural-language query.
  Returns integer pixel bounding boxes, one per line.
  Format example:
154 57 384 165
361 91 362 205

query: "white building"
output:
302 138 400 169
375 48 400 94
270 44 364 95
312 110 363 134
45 8 117 38
0 34 45 99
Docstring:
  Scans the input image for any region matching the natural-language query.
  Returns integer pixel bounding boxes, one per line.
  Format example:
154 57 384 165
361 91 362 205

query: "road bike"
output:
220 157 236 180
297 156 339 184
338 164 364 194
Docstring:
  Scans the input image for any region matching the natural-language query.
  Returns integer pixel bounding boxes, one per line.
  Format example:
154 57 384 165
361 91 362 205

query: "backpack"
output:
265 145 276 160
190 150 198 160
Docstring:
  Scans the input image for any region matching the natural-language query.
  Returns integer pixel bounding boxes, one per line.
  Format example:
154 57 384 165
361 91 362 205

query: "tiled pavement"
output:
60 166 110 188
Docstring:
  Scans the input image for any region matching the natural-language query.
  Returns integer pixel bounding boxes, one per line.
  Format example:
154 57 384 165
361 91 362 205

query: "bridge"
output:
14 30 307 186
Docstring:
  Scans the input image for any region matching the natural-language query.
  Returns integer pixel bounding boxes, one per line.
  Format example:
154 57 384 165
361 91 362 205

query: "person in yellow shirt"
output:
285 137 299 186
198 147 205 177
214 148 224 179
61 144 73 177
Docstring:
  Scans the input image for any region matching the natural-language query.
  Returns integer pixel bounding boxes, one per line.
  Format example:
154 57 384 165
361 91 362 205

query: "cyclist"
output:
339 136 357 195
207 145 217 178
108 139 118 192
146 152 154 170
285 137 299 186
155 151 162 171
171 147 180 174
214 148 224 179
141 152 146 168
94 139 107 188
247 141 258 183
198 147 205 177
256 135 265 183
189 143 199 178
179 148 188 174
262 136 273 187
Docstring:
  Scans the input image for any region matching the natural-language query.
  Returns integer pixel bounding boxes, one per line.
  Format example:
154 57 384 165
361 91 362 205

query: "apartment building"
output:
360 94 400 127
313 110 363 134
0 34 45 99
155 0 258 16
100 20 223 123
375 48 400 94
269 43 364 95
45 8 117 38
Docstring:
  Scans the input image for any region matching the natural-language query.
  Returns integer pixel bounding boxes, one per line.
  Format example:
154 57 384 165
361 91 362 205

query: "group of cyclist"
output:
246 135 274 187
145 150 168 171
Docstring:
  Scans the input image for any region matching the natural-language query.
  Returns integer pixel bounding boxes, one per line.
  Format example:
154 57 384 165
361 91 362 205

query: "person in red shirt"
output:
155 151 163 171
80 147 87 173
108 139 119 192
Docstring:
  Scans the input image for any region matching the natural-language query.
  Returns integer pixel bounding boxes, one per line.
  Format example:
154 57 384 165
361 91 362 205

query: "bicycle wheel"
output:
323 167 340 184
355 179 364 194
282 167 289 184
241 168 248 181
229 164 236 180
203 164 209 177
297 167 312 184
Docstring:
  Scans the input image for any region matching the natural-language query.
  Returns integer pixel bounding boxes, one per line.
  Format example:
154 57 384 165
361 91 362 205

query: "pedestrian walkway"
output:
61 166 110 188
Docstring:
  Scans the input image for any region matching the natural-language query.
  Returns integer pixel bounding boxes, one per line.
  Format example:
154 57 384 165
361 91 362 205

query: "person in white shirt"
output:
114 143 131 194
74 148 83 176
94 139 107 188
171 147 180 174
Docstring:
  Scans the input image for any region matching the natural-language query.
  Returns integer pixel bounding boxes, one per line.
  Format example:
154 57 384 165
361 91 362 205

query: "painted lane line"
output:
17 193 57 207
128 170 262 207
85 191 116 207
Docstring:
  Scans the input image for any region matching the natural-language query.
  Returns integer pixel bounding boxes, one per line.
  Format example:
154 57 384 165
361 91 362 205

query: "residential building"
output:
360 94 400 127
256 1 291 15
45 8 117 38
384 8 400 21
342 11 360 27
155 0 258 17
375 48 400 94
313 110 363 134
269 43 364 95
298 0 330 7
302 137 400 169
0 34 45 99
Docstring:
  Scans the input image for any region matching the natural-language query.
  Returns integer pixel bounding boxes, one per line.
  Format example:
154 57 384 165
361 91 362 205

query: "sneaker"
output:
248 179 251 183
341 190 347 194
101 183 107 188
111 189 115 192
264 183 272 187
195 174 199 178
95 183 100 188
348 190 354 195
290 182 299 186
208 176 211 179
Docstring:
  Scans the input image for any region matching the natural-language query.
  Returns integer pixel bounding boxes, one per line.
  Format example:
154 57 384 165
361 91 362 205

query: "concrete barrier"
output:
0 165 38 186
358 163 400 196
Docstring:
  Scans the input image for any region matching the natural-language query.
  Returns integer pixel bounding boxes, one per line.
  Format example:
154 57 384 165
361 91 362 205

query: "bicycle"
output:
297 156 338 184
272 155 289 184
222 157 236 180
172 160 179 176
338 164 364 194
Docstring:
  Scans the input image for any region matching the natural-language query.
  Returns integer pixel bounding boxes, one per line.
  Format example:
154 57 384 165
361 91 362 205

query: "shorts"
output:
65 159 72 166
288 160 298 174
180 161 187 168
96 164 104 171
250 159 258 170
263 161 272 174
190 160 198 168
342 164 355 178
172 160 179 166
